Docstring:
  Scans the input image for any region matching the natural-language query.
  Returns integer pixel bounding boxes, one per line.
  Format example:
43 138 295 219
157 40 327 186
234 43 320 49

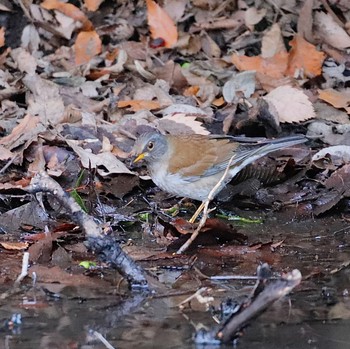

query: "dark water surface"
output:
1 213 350 349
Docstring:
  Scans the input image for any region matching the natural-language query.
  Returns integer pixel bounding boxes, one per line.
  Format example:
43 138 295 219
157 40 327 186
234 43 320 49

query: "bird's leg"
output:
189 201 205 223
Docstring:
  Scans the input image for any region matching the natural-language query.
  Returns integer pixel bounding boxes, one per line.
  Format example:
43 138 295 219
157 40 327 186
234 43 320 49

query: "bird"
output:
131 131 306 222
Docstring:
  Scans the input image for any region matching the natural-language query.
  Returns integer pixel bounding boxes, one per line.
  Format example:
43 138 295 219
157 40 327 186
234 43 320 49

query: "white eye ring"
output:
147 141 154 150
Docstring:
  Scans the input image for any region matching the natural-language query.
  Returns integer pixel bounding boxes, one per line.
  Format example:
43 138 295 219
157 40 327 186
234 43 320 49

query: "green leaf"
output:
79 261 97 269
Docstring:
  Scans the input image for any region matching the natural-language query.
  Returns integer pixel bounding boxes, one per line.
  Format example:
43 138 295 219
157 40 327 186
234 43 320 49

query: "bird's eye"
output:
147 141 154 150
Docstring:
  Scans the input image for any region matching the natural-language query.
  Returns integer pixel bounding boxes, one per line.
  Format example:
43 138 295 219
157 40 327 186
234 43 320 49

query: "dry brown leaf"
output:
74 30 102 65
183 85 200 96
146 0 178 48
318 88 350 113
200 32 221 58
0 27 5 48
23 74 65 125
0 145 14 160
256 72 293 92
29 265 109 287
297 0 314 43
31 3 78 40
286 35 325 77
41 0 93 31
232 52 288 79
0 241 29 250
234 34 324 79
263 85 316 123
65 140 133 176
0 178 30 189
155 112 210 135
0 114 46 150
133 80 174 107
212 97 225 107
160 104 210 118
117 100 161 111
261 23 286 58
83 0 104 11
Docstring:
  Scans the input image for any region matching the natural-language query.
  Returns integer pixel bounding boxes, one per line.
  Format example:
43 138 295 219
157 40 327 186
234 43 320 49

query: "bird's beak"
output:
133 152 146 163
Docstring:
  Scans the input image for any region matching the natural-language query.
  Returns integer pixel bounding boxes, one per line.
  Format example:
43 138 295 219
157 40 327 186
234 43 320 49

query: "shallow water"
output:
1 213 350 349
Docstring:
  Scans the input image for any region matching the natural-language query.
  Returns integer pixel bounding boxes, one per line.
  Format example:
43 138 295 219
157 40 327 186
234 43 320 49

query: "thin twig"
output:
14 252 30 286
176 154 236 254
210 275 259 281
0 154 19 175
92 331 116 349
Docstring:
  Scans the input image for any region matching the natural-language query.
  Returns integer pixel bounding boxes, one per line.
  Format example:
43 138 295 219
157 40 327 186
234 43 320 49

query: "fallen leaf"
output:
166 218 246 250
232 52 288 79
200 31 221 58
313 164 350 215
0 114 46 150
23 74 65 125
244 7 266 27
286 35 325 77
312 145 350 164
263 85 316 123
212 96 225 107
234 34 325 79
0 241 29 250
255 72 293 92
11 47 37 75
32 3 78 40
325 164 350 190
0 145 14 161
160 104 210 117
223 71 256 103
163 0 187 22
21 24 40 52
156 112 210 135
29 265 109 287
28 233 53 263
75 30 102 65
307 121 350 146
297 0 314 43
318 88 350 113
117 100 161 111
146 0 178 48
183 85 200 96
0 178 31 190
66 140 133 176
0 27 5 48
83 0 104 11
261 23 286 58
41 0 92 30
315 11 350 50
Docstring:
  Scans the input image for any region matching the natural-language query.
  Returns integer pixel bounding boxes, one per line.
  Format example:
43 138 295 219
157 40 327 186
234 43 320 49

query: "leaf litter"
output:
1 0 350 347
